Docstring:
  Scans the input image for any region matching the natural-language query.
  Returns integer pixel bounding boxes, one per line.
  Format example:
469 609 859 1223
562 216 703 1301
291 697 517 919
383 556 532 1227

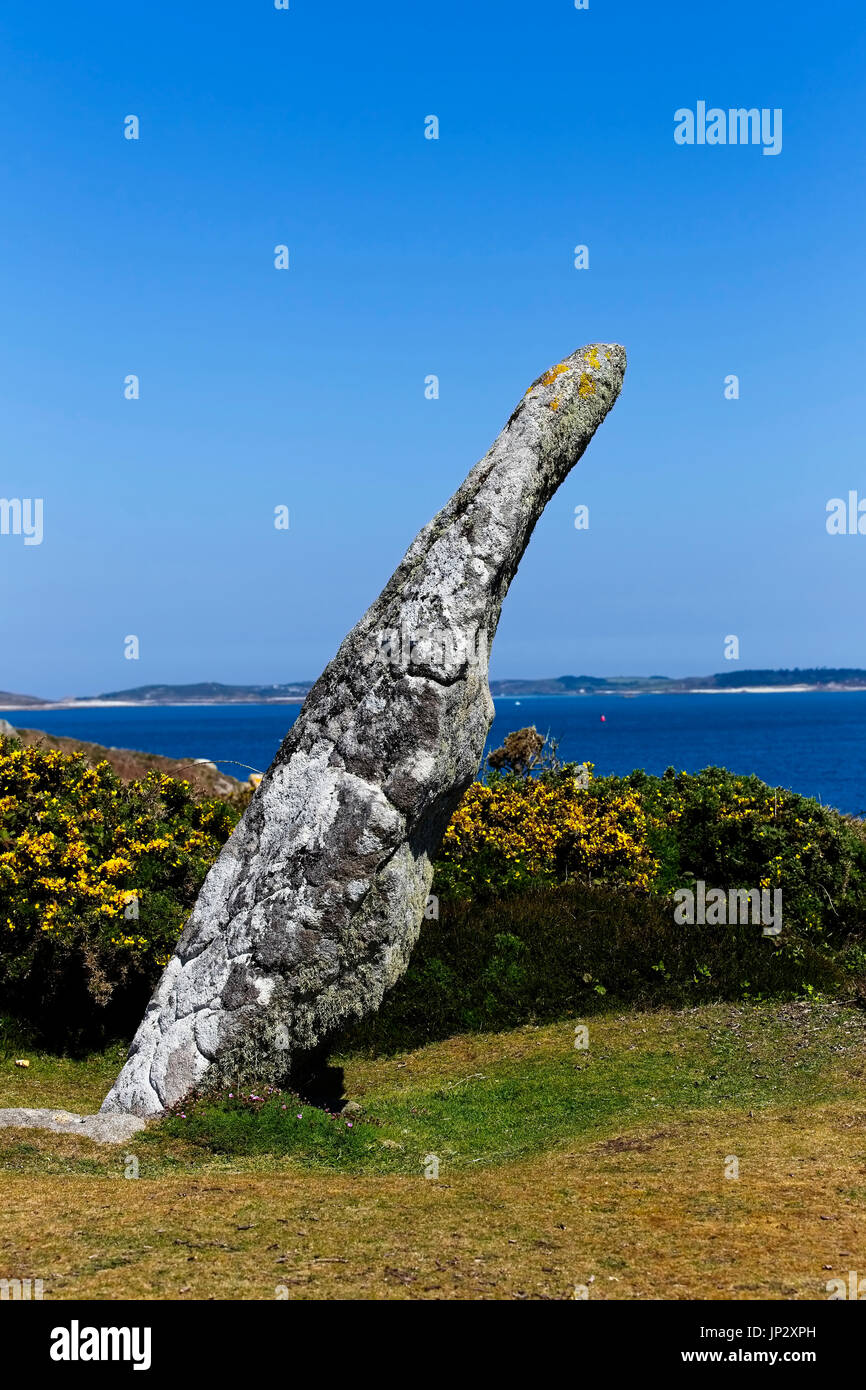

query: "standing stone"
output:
102 343 626 1117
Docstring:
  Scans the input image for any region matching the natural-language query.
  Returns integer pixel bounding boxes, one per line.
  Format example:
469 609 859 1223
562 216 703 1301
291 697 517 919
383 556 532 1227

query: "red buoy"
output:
600 715 606 722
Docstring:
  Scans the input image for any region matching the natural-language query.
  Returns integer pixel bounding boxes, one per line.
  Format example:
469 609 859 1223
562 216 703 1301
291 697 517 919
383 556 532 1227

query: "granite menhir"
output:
102 343 626 1117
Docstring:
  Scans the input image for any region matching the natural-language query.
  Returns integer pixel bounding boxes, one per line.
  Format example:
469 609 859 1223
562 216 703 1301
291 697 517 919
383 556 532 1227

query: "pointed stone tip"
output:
526 342 625 398
518 343 625 430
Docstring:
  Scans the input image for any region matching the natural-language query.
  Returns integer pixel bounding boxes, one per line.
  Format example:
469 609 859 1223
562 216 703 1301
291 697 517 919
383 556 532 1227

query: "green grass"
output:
153 998 866 1174
3 998 864 1180
0 1033 128 1112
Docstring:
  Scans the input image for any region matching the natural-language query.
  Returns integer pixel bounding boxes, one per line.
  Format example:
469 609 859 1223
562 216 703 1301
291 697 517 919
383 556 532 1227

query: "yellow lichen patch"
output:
549 396 560 411
585 347 601 369
539 361 570 388
578 374 596 398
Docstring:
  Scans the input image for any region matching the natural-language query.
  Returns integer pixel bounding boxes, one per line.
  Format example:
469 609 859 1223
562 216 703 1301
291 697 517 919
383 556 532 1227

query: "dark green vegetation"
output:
342 881 850 1055
713 667 866 688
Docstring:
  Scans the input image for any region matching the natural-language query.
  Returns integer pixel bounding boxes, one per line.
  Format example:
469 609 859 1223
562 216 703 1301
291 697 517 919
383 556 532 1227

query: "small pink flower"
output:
297 1113 303 1119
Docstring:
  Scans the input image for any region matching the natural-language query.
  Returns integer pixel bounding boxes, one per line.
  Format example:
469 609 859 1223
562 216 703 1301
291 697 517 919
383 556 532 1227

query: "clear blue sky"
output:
1 1 865 697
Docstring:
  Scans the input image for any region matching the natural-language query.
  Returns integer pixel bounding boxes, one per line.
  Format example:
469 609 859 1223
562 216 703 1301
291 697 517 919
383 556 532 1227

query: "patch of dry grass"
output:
1 1101 864 1299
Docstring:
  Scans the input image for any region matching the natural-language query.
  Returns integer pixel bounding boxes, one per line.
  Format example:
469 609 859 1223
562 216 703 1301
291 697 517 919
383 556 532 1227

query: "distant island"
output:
5 668 866 708
489 668 866 695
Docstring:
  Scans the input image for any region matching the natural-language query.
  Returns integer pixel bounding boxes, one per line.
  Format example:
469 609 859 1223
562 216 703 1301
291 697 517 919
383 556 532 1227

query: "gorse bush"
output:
0 738 241 1043
439 741 866 948
437 767 657 897
624 764 866 946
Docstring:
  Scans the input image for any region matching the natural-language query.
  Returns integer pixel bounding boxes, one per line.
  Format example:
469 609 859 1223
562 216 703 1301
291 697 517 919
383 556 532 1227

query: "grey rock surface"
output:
102 343 626 1118
0 719 18 738
0 1107 145 1144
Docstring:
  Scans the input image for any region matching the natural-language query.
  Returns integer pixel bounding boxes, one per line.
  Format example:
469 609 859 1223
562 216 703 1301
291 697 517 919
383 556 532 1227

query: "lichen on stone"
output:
539 361 570 388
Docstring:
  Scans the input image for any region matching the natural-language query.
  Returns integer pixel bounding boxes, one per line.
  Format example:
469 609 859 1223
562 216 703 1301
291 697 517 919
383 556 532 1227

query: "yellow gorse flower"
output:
0 741 240 977
441 768 657 892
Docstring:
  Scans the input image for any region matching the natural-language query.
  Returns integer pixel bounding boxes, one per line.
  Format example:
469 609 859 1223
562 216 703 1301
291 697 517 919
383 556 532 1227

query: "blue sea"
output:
3 692 866 816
